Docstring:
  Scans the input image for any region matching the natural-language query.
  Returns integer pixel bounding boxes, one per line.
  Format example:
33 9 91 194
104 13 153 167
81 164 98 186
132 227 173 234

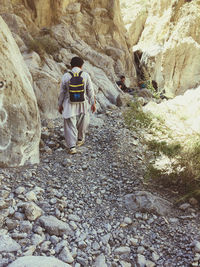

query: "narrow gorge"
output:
0 0 200 266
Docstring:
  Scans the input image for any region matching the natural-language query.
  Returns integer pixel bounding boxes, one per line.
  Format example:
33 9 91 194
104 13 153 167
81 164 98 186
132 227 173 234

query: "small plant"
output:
146 136 200 201
147 140 182 158
26 36 60 58
124 98 200 202
145 80 160 99
123 101 153 132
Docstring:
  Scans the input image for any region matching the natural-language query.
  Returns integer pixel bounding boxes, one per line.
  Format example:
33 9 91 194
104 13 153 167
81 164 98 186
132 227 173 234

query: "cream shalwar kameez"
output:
58 67 95 148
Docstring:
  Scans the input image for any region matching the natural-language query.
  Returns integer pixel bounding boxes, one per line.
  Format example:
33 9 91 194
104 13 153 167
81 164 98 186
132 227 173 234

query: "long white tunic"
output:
58 67 95 119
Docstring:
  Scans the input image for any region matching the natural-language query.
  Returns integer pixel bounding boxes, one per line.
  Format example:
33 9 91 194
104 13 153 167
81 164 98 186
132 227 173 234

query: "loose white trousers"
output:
64 113 90 148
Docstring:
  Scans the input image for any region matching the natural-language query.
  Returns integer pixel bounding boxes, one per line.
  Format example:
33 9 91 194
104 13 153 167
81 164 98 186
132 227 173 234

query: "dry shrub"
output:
26 36 60 58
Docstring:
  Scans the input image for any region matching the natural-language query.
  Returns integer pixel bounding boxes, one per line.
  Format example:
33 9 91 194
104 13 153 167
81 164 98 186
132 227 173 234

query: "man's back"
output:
59 67 95 119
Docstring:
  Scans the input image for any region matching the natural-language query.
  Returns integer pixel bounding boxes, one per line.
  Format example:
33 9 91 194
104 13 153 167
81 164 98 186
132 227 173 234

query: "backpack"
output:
68 71 85 103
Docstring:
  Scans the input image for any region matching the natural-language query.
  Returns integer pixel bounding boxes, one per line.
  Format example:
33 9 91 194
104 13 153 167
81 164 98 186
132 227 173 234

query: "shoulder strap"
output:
79 71 83 77
68 71 74 77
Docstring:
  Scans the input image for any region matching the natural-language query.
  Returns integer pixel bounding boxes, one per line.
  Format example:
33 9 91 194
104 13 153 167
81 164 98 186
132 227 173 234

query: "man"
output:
58 56 96 154
116 75 128 92
116 75 134 95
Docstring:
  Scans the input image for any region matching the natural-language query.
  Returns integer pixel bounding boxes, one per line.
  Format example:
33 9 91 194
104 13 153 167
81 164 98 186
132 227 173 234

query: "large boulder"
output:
39 215 72 236
144 86 200 137
0 235 21 253
124 191 172 216
8 256 70 267
0 16 40 167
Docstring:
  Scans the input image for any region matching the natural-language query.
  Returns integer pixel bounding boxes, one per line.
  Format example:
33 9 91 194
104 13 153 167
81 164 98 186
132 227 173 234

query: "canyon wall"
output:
0 16 40 167
1 0 136 118
121 0 200 97
0 0 136 166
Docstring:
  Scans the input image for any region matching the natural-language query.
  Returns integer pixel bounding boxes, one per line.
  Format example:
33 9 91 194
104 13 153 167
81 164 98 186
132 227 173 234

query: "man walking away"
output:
58 57 96 154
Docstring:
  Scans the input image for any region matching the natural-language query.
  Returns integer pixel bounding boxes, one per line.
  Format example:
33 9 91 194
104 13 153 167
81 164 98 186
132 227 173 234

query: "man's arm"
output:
58 74 67 114
86 74 96 113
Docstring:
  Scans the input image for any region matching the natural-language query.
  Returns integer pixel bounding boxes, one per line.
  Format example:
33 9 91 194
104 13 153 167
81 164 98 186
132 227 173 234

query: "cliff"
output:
121 0 200 97
0 16 40 167
1 0 136 117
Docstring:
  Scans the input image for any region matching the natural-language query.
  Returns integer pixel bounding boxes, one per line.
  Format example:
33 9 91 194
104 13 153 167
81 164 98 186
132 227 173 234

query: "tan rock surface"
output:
121 0 200 97
0 0 137 118
0 16 40 167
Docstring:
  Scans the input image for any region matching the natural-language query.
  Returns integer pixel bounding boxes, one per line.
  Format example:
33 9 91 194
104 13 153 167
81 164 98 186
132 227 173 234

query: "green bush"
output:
123 101 153 132
147 136 200 201
147 140 181 158
124 100 200 202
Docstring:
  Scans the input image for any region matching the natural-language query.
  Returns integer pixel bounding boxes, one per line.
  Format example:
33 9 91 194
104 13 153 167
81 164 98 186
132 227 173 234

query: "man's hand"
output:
91 104 96 113
58 105 63 114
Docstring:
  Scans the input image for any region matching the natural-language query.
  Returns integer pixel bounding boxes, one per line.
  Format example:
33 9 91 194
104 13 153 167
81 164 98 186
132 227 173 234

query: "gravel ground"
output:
0 109 200 267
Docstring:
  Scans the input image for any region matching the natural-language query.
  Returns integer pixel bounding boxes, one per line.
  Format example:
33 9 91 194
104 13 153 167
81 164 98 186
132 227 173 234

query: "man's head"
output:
120 75 125 83
70 57 84 69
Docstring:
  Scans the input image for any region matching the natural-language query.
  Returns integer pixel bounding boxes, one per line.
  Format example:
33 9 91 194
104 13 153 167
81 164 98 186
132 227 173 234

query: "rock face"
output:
0 0 136 118
144 86 200 138
121 0 200 97
0 16 40 167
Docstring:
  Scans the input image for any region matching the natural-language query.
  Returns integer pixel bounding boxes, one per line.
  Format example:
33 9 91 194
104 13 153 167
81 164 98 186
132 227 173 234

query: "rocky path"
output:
0 109 200 267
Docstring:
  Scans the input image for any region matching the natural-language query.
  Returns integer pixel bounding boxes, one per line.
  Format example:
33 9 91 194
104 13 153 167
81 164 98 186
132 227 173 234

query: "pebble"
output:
94 254 107 267
76 256 88 266
25 191 37 202
59 247 74 264
114 246 131 255
82 165 88 170
39 215 72 236
137 254 146 267
40 241 51 252
14 212 25 221
15 187 25 195
68 214 81 222
101 233 111 245
123 217 132 224
179 203 191 211
130 238 138 246
193 241 200 253
31 234 45 246
20 221 32 233
119 261 131 267
92 241 100 250
137 246 145 254
23 245 36 256
152 252 160 261
0 235 21 252
6 219 18 230
189 198 198 206
146 260 156 267
24 202 43 221
96 198 102 204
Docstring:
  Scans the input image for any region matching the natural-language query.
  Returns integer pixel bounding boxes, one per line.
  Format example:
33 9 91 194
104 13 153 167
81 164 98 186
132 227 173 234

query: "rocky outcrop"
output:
144 85 200 138
0 16 40 167
121 0 200 97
